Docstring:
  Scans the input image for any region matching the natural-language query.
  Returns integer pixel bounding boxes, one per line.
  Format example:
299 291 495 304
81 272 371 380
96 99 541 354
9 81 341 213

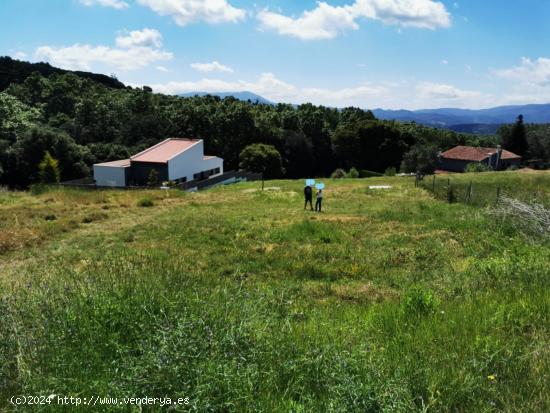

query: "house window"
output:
194 167 221 181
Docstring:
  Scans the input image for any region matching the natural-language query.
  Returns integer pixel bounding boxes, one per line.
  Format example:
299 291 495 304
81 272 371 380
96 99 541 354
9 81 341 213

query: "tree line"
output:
1 62 549 188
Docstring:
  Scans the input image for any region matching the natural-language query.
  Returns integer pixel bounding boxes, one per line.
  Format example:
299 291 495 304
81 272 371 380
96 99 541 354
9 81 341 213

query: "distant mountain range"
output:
372 104 550 133
179 91 550 134
178 91 273 105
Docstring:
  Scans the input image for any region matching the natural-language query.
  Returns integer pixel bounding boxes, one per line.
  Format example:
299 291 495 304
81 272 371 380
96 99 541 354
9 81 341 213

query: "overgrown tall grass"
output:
1 176 549 411
419 170 550 207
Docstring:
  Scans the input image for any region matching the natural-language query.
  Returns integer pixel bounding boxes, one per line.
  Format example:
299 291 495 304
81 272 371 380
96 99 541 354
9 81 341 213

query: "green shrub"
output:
401 287 439 316
465 162 492 173
147 169 160 187
331 168 346 179
347 167 359 178
384 167 397 176
137 197 154 207
30 183 48 195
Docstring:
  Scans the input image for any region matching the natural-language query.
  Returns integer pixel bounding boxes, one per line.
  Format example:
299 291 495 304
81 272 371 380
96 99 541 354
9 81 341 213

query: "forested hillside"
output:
1 58 549 188
0 57 125 91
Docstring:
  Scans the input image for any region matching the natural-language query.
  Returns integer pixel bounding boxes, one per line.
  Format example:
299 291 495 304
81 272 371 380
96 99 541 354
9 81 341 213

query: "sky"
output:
1 0 550 110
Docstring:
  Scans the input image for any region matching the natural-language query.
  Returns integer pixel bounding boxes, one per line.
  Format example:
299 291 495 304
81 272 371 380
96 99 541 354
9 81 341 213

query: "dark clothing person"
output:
315 189 323 212
304 185 313 210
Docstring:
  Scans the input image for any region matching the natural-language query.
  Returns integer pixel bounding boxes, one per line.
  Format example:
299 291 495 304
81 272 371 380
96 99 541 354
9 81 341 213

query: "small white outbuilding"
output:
93 159 131 187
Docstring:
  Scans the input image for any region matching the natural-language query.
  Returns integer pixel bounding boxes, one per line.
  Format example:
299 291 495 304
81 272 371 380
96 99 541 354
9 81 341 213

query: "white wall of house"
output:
201 157 224 176
93 165 127 187
167 140 223 181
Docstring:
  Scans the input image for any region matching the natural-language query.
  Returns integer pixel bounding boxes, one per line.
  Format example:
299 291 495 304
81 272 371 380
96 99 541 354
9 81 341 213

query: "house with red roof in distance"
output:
437 145 521 173
93 138 223 187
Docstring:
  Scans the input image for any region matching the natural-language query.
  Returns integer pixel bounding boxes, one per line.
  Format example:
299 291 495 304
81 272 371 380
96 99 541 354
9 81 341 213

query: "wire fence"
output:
416 174 550 207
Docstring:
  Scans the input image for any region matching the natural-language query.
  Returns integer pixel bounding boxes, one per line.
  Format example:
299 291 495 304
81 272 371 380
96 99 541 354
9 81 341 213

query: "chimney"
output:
496 145 502 170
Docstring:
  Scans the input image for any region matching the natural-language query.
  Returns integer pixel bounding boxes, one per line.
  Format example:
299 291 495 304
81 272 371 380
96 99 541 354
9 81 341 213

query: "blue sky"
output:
1 0 550 109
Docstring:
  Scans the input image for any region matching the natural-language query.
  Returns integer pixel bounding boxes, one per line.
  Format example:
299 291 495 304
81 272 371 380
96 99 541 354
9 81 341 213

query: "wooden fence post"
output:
466 181 472 204
447 180 454 203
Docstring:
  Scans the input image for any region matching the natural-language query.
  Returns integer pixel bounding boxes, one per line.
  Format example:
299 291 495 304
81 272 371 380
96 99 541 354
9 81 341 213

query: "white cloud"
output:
353 0 451 30
492 57 550 104
258 3 358 41
416 81 481 101
14 52 28 60
136 0 246 26
35 29 172 71
302 84 388 104
80 0 129 9
495 57 550 88
257 0 451 40
149 73 295 100
190 61 234 73
148 72 392 107
146 72 503 109
116 28 163 48
441 59 448 65
156 65 171 72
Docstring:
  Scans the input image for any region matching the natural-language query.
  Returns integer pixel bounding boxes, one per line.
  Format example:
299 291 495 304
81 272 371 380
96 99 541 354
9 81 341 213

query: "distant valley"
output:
182 90 550 134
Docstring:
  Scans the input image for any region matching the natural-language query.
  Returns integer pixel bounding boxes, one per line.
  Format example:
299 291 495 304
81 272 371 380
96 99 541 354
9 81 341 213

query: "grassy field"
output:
420 169 550 207
1 172 549 412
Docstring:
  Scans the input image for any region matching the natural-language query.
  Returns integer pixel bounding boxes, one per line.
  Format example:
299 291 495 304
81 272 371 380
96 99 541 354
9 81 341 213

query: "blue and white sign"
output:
305 179 316 186
315 183 325 190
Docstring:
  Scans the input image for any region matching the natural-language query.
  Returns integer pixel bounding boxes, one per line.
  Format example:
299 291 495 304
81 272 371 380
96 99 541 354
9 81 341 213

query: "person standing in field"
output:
315 188 323 212
304 185 313 210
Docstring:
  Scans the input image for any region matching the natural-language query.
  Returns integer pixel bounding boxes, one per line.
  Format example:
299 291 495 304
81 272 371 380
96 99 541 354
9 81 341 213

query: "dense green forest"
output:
1 57 549 188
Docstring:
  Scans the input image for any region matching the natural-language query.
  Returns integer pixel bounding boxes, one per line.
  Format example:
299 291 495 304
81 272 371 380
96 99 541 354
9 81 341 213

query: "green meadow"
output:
1 172 549 412
420 169 550 207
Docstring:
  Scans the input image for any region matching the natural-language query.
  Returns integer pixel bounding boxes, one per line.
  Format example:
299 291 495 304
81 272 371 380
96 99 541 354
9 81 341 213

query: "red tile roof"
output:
131 139 201 164
440 146 521 162
95 159 131 167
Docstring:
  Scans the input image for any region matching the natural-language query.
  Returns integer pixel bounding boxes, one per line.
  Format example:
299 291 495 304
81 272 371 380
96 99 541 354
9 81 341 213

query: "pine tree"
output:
502 115 528 158
38 151 60 183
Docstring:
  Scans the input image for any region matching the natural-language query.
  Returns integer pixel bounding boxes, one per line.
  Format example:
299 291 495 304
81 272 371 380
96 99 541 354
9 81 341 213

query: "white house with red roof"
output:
93 138 223 187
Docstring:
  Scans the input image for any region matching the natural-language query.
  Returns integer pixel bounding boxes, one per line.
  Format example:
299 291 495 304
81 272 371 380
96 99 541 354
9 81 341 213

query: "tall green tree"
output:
501 115 528 158
38 151 60 183
4 126 89 188
239 143 283 179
